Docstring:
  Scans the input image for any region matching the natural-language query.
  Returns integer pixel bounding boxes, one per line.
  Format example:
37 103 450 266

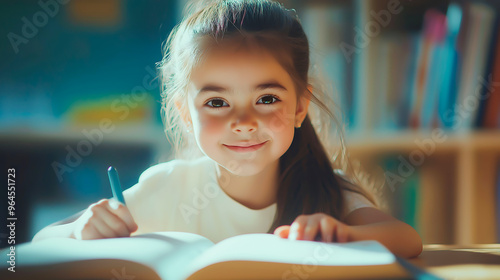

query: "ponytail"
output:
269 114 344 233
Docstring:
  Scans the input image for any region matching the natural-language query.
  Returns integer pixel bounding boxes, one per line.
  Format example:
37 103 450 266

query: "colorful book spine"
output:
409 9 438 130
497 163 500 243
403 170 420 234
474 12 499 128
481 19 500 129
388 35 413 130
352 0 370 131
381 156 420 232
408 35 426 129
455 3 496 131
437 3 462 130
420 10 447 129
398 33 420 129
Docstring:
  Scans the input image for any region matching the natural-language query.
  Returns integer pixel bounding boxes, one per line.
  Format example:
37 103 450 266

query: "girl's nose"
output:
231 114 257 133
233 124 256 133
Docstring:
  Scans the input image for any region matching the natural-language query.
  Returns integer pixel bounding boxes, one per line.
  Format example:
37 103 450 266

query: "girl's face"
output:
182 45 310 176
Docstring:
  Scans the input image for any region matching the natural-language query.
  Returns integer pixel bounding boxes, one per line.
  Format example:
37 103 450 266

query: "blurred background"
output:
1 0 499 247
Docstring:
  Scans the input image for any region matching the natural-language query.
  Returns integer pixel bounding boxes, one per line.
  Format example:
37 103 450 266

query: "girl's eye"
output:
257 95 280 105
205 99 228 109
204 95 280 109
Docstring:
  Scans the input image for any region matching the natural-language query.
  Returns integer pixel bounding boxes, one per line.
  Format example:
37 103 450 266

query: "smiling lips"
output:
224 141 268 152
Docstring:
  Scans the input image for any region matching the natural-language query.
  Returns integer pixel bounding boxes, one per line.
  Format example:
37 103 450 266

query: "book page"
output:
182 233 409 280
3 231 214 280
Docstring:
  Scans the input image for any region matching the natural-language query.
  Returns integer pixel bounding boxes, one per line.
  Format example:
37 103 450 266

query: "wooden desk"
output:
407 244 500 279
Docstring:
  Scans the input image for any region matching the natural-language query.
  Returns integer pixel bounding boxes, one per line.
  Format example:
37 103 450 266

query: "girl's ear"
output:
175 100 192 128
294 85 312 127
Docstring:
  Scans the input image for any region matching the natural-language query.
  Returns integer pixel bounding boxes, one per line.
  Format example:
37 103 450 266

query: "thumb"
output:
274 225 291 238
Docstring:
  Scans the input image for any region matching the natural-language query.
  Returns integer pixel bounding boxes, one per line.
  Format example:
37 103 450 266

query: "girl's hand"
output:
70 198 138 240
273 213 351 243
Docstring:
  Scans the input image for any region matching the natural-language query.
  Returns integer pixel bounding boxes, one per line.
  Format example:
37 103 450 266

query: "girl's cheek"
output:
200 115 226 133
196 116 225 153
197 115 228 146
266 106 295 132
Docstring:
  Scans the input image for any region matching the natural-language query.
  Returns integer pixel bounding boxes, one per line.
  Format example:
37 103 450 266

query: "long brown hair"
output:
158 0 381 233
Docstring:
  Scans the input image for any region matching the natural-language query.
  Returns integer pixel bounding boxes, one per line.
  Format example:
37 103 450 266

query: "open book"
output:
0 231 410 280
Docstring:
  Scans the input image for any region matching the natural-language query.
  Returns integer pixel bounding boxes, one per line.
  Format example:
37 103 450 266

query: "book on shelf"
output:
346 1 500 131
454 2 496 131
385 34 413 130
474 5 499 129
437 3 462 129
408 9 439 130
496 163 500 243
381 156 420 232
399 169 420 234
398 33 421 129
373 35 403 131
0 231 413 280
480 14 500 129
419 9 447 129
351 0 370 131
301 1 354 129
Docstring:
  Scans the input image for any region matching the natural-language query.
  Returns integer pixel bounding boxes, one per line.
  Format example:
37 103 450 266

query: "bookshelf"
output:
287 0 500 245
344 130 500 245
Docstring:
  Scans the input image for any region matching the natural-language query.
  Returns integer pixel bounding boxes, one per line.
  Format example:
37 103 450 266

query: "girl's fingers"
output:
87 215 117 238
91 202 130 237
106 199 138 233
319 216 334 243
99 213 129 238
283 214 348 243
304 217 321 241
73 198 138 240
274 225 290 238
289 215 308 240
336 223 350 243
75 220 100 240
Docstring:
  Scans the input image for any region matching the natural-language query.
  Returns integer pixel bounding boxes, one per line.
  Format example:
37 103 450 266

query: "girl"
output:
33 0 422 259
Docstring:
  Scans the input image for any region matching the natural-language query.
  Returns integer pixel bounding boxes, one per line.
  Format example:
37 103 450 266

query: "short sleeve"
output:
333 169 376 220
342 190 375 220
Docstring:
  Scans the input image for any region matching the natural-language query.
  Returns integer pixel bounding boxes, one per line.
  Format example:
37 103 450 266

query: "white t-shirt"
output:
123 156 375 243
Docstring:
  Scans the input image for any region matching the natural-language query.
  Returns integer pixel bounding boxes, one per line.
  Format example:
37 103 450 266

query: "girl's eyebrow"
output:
197 80 288 96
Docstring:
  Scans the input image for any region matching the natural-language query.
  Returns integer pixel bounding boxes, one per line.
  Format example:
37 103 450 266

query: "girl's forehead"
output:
198 47 275 69
190 46 294 89
195 36 290 69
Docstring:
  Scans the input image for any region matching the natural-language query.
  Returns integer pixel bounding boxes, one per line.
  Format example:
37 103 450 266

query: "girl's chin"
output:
225 160 279 177
230 169 262 177
224 164 263 177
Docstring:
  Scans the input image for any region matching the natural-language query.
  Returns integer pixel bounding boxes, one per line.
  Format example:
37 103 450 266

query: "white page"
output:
182 233 395 279
6 232 214 280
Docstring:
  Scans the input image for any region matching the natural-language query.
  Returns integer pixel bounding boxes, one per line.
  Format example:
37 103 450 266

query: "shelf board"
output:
0 124 167 146
343 130 500 153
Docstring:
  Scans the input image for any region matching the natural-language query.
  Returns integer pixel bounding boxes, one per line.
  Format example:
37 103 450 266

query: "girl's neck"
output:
214 160 279 210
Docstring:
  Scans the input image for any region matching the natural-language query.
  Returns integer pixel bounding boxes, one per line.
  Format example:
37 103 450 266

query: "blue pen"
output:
108 166 126 205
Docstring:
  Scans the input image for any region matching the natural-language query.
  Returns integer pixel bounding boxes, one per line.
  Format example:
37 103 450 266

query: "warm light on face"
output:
184 45 306 176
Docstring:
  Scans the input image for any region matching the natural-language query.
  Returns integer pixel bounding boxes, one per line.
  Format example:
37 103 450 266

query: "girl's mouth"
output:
223 141 267 153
